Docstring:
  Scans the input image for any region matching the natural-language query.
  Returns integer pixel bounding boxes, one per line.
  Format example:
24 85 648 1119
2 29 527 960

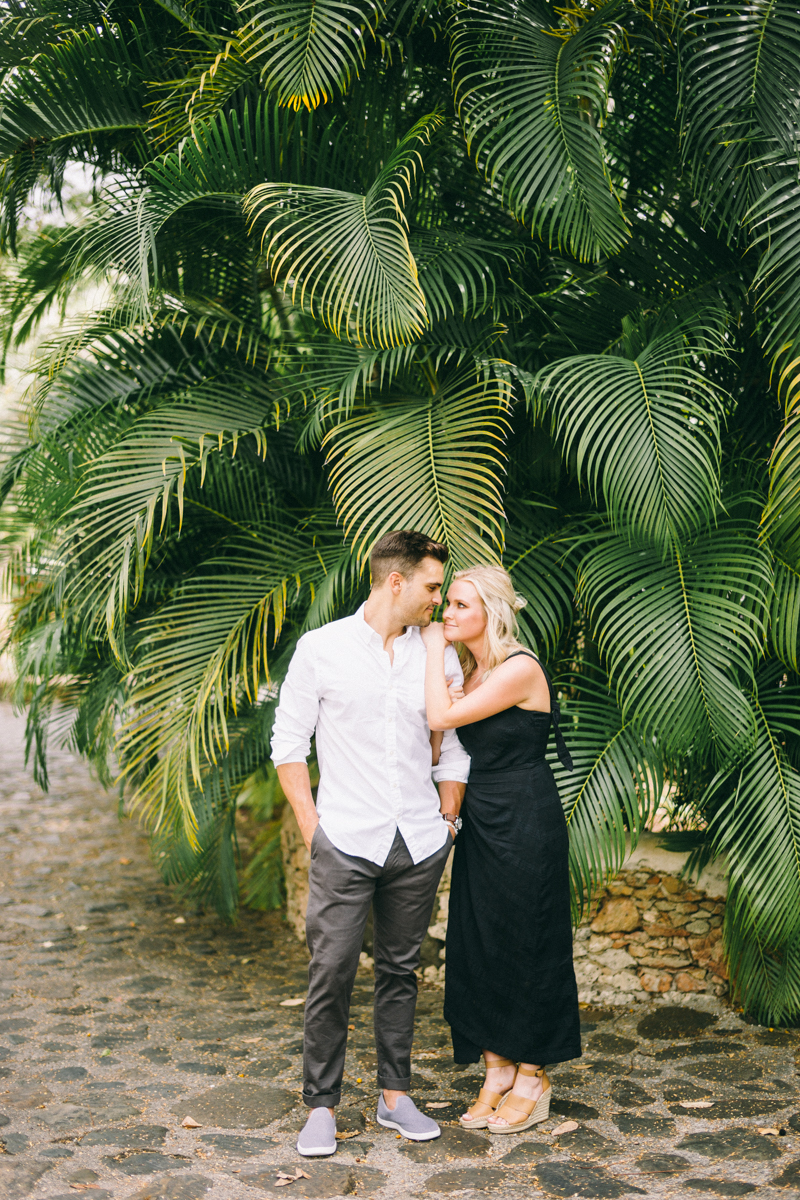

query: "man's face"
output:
396 556 444 627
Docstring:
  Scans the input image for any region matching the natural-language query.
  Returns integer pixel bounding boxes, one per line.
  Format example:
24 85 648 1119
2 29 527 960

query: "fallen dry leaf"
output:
425 1102 451 1109
758 1127 780 1136
335 1131 358 1140
279 997 306 1007
551 1120 579 1135
274 1168 310 1186
181 1116 202 1128
118 857 132 865
679 1100 714 1109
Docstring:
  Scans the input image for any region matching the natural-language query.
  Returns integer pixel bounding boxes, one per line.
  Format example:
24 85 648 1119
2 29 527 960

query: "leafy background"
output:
1 0 800 1024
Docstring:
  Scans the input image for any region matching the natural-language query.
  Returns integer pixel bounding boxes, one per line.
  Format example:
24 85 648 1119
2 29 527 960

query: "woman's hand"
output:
447 678 465 702
421 621 446 648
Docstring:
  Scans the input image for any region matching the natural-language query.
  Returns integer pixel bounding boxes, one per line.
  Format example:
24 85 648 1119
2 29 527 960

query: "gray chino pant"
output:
303 824 451 1108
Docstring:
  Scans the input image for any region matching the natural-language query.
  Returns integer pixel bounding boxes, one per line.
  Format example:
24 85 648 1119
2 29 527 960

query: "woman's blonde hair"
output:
452 563 529 682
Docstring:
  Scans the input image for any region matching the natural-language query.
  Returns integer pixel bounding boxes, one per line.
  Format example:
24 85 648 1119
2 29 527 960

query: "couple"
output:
271 530 581 1157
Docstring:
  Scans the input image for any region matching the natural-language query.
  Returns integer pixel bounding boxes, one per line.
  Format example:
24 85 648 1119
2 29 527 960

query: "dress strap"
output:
503 650 574 771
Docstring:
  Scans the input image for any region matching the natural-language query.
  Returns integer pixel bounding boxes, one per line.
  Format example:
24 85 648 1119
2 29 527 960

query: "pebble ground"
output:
2 701 800 1200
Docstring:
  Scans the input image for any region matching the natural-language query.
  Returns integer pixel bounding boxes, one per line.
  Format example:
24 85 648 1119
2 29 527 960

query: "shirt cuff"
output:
432 766 470 784
271 748 310 768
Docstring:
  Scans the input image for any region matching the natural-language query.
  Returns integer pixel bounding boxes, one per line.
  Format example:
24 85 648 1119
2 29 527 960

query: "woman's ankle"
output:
483 1058 516 1086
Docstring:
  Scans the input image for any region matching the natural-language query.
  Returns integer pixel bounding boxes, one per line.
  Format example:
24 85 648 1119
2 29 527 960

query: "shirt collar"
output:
354 602 415 648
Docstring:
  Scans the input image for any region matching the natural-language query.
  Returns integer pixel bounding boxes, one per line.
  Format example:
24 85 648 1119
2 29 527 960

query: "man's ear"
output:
387 570 405 595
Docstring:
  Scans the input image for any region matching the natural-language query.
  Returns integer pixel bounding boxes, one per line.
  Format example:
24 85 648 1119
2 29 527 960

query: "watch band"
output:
442 813 462 832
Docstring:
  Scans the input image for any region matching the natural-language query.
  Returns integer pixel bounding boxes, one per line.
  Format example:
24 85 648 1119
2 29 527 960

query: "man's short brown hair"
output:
369 530 448 587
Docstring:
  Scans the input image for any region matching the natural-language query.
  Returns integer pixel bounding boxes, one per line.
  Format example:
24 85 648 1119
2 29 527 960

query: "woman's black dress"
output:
444 651 582 1066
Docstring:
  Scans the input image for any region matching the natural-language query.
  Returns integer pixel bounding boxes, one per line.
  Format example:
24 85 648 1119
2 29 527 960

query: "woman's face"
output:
443 580 487 643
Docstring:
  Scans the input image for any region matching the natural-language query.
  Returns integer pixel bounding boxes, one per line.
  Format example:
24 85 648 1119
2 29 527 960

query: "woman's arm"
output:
430 676 465 763
422 624 549 729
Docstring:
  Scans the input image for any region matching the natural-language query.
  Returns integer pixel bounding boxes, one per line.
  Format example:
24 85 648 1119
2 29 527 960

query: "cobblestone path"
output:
2 701 800 1200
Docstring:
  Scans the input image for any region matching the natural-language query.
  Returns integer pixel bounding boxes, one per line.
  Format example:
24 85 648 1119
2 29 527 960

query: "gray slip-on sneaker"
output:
376 1094 441 1141
297 1107 337 1156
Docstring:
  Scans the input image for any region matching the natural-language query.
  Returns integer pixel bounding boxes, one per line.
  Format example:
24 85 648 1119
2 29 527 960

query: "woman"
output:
421 564 581 1134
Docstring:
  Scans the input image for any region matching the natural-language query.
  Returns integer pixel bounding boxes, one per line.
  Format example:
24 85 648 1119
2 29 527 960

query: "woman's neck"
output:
464 635 490 680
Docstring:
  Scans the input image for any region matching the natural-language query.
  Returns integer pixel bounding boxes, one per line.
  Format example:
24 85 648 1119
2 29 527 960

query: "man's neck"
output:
363 592 407 657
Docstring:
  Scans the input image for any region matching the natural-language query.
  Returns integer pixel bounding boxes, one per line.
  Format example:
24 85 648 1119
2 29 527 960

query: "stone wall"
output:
279 808 728 1007
572 833 728 1004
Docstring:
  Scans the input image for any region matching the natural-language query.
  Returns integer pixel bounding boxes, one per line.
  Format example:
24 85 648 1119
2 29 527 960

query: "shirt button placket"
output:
387 676 401 814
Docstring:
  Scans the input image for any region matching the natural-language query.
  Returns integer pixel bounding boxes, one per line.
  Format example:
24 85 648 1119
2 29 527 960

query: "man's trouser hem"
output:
303 1090 341 1109
377 1072 411 1091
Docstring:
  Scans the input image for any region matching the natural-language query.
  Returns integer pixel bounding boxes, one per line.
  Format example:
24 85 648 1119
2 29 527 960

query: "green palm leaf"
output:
244 113 440 347
61 380 281 641
769 551 800 671
535 318 725 547
578 526 771 766
704 663 800 1023
0 21 146 157
119 537 321 837
411 230 519 322
504 503 579 655
762 404 800 559
148 37 259 147
724 898 800 1028
449 0 629 261
549 676 660 919
240 0 382 109
750 172 800 382
679 0 800 233
323 364 511 567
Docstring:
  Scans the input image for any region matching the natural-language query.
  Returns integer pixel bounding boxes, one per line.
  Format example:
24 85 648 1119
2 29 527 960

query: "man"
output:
271 530 469 1156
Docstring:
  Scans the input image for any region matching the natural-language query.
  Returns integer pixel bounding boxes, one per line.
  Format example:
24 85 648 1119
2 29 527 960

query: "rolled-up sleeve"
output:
432 644 471 783
270 635 319 767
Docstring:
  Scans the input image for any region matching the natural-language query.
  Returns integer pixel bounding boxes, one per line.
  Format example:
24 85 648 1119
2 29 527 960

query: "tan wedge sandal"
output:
458 1057 517 1130
486 1065 551 1134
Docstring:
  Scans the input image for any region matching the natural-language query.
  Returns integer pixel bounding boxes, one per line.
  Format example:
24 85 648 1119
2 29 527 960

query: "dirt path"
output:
1 701 799 1200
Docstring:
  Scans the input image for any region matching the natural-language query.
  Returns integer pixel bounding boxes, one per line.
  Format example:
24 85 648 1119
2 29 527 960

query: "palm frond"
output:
578 526 771 766
244 112 442 347
705 661 800 1023
118 536 321 837
750 170 800 400
762 403 800 558
0 20 146 157
324 363 511 567
411 229 518 322
240 0 382 109
450 0 629 261
679 0 800 234
60 379 281 642
769 551 800 671
535 318 726 547
552 675 661 919
148 37 259 147
504 502 579 655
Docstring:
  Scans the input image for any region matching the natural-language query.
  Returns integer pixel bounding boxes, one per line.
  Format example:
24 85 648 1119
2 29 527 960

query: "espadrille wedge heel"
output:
459 1057 517 1129
486 1066 551 1134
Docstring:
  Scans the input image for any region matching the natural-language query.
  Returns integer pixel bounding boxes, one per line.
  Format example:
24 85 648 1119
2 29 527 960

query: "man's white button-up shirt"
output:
270 604 471 865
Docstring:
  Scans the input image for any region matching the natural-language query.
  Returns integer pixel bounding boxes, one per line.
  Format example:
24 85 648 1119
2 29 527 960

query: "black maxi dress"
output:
443 651 582 1066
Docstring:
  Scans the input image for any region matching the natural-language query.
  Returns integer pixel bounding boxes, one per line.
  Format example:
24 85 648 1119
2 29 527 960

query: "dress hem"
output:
445 1011 582 1068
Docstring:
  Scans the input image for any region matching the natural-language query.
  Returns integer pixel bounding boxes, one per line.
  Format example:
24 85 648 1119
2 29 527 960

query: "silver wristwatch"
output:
442 813 463 833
